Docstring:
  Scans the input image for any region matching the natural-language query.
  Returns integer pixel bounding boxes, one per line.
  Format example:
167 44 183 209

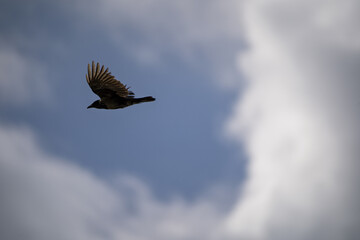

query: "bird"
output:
86 61 155 109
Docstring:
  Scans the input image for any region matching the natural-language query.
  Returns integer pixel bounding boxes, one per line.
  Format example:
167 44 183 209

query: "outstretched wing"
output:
86 61 134 99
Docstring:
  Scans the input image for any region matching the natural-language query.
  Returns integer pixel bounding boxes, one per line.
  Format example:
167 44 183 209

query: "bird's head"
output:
87 100 101 109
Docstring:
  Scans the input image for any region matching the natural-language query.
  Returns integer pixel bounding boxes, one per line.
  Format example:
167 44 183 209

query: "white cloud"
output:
0 125 232 240
0 46 50 106
225 0 360 239
0 126 120 240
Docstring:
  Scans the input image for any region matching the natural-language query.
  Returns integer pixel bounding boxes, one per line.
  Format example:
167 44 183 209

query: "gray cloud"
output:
225 0 360 239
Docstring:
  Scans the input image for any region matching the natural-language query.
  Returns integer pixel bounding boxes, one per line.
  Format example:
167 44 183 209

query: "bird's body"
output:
86 61 155 109
88 96 155 109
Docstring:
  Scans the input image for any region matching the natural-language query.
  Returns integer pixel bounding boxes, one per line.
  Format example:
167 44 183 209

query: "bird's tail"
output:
132 96 156 104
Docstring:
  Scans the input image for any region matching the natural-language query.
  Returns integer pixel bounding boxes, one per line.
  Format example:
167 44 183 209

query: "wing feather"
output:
92 61 96 79
87 64 91 84
86 61 134 98
94 62 100 79
98 67 109 80
98 65 105 78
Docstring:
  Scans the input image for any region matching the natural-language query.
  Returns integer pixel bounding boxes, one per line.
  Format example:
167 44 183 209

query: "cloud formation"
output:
0 125 229 240
225 0 360 239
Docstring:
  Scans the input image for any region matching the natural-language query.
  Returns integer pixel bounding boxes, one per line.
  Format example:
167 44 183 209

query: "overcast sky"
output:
1 0 359 239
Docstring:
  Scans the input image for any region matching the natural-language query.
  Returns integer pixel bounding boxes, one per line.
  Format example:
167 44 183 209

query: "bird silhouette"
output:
86 61 155 109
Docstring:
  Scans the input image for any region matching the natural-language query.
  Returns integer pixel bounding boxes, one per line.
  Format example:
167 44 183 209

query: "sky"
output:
0 0 359 240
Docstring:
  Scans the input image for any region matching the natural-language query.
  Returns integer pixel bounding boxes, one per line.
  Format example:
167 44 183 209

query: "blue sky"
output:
1 0 360 239
0 0 245 200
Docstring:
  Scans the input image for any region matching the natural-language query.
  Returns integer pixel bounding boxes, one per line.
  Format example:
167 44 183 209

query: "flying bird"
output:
86 61 155 109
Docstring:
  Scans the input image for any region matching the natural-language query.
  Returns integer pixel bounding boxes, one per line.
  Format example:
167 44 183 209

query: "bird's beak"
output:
87 105 93 109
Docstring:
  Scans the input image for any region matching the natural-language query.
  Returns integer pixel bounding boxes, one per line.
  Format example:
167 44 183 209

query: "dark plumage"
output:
86 61 155 109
